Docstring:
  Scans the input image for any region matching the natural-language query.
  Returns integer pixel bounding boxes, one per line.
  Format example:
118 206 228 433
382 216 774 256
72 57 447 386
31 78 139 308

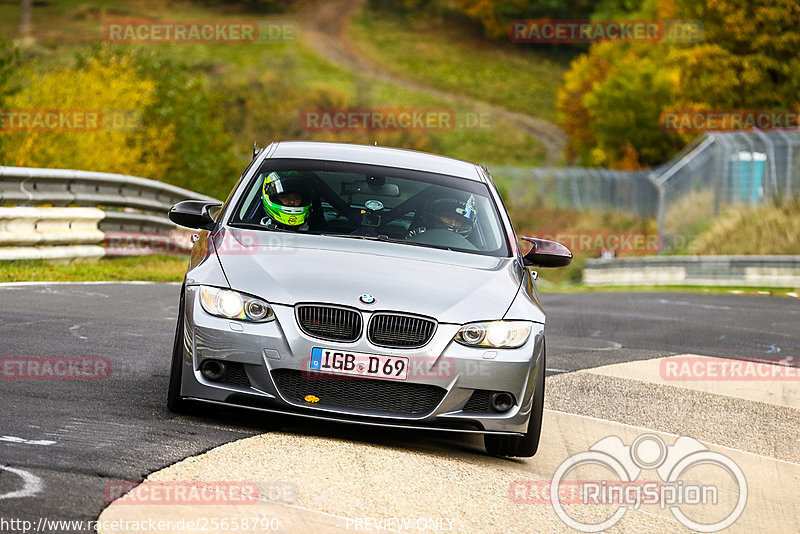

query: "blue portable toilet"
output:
729 151 766 204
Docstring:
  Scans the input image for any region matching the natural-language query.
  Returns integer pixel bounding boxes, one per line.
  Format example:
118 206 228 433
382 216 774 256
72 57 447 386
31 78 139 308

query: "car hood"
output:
212 228 531 324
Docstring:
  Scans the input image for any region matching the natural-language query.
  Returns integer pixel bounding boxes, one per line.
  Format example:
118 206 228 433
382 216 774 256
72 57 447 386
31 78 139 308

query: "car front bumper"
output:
178 286 545 435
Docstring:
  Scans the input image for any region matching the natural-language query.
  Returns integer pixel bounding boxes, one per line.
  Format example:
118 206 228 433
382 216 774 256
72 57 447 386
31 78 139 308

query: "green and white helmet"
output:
261 172 312 227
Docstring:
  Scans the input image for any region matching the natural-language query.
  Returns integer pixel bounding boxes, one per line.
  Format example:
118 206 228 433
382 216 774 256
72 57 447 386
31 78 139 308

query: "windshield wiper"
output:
319 233 452 251
319 233 381 240
383 237 453 251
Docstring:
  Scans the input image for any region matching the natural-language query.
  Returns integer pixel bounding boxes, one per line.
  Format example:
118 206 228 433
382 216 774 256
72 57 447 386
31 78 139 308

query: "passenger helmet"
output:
423 193 478 237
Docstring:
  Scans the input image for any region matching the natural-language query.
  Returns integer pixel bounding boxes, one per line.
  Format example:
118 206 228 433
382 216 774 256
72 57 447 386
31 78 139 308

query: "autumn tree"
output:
672 0 800 110
1 56 174 179
557 0 800 168
454 0 599 38
1 49 241 200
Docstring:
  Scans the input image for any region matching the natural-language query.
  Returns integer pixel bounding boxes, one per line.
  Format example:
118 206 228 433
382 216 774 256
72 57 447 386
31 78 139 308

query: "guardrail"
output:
0 166 219 260
584 255 800 288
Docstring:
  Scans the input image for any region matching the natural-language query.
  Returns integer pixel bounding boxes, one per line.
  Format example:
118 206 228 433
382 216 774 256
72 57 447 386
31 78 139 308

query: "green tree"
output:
0 40 20 155
454 0 598 38
557 0 800 168
1 55 174 179
557 46 610 164
124 49 241 200
1 47 241 200
583 45 682 167
673 0 800 110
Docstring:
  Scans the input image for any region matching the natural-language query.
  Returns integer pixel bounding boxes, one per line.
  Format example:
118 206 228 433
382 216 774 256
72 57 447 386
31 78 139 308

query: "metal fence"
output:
654 131 800 248
493 131 800 249
0 166 219 260
492 165 659 217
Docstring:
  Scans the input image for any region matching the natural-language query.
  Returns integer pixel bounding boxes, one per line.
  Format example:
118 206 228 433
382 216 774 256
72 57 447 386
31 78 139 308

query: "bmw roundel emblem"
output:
359 294 376 304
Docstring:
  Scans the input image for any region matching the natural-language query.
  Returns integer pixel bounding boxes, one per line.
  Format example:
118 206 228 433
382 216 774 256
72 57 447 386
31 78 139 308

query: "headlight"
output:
199 286 274 322
454 321 532 348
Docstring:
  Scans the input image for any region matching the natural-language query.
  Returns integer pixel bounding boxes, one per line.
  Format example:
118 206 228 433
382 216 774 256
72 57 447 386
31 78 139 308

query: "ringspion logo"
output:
510 433 747 532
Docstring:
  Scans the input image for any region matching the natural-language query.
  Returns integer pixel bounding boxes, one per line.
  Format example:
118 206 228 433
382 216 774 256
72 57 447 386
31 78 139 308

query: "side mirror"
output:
168 200 223 231
520 237 573 268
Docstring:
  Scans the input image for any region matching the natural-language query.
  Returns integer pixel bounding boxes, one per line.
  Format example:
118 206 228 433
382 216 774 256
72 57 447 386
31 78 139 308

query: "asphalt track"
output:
0 283 798 532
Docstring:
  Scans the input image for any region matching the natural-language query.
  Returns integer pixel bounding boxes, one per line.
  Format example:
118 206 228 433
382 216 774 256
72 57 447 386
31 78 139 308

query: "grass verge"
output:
683 199 800 254
6 0 549 170
348 8 572 123
0 255 188 283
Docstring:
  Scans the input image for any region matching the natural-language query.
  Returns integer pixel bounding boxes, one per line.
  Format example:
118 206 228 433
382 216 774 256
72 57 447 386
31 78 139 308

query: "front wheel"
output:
167 291 196 414
484 346 545 458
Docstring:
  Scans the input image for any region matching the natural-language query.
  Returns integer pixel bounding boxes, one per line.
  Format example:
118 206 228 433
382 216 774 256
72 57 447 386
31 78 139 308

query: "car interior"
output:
232 167 508 256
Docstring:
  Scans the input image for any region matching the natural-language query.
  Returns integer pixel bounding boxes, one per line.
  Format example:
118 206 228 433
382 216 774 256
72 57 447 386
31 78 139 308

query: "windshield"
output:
229 159 510 257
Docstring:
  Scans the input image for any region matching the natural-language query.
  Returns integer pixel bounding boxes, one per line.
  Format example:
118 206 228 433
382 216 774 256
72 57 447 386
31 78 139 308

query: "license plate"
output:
309 348 408 381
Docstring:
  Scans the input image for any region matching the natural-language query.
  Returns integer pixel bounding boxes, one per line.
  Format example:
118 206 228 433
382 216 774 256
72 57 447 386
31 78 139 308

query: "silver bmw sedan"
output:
167 141 571 457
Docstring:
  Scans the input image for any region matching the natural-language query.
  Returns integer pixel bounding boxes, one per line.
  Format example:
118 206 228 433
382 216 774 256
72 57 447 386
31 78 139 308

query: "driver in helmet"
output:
407 191 478 239
260 171 313 231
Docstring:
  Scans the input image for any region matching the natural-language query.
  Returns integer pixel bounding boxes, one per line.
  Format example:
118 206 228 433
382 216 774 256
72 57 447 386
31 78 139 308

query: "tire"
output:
167 290 196 414
484 344 546 458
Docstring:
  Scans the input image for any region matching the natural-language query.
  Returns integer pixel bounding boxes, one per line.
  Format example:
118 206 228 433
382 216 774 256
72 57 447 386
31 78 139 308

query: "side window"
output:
237 173 265 221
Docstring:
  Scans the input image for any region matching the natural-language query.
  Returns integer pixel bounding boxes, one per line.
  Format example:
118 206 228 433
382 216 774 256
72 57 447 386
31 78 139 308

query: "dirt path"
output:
299 0 568 165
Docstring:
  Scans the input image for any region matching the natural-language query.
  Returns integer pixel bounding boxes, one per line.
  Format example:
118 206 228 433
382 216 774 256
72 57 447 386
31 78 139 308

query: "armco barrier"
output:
584 255 800 288
0 166 219 260
0 166 218 210
0 207 104 246
0 207 106 261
